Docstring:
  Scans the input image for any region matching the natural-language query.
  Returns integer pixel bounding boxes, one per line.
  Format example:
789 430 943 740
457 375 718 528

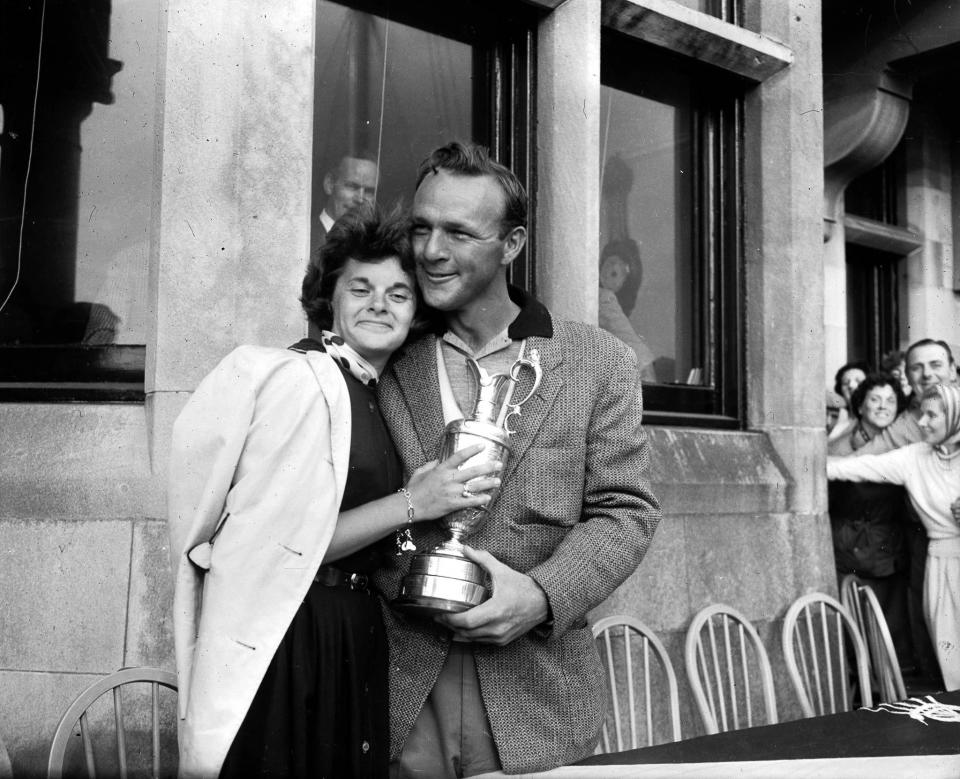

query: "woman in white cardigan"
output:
827 383 960 690
168 207 500 778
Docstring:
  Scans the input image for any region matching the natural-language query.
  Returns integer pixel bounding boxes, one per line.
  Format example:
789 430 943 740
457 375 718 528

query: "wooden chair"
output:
684 604 778 734
782 592 873 717
48 667 178 779
592 615 682 751
840 574 907 703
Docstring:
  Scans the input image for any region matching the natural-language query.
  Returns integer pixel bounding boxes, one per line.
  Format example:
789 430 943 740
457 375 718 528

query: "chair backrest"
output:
782 592 873 717
840 574 907 703
684 604 778 734
592 615 682 751
48 667 178 779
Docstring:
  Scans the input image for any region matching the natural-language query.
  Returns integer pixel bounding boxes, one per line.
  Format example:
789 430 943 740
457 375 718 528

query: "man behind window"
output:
310 151 379 267
375 141 661 777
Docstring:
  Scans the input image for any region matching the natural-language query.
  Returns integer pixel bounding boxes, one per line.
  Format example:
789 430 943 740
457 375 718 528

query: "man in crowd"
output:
375 142 661 777
307 151 379 339
310 151 379 266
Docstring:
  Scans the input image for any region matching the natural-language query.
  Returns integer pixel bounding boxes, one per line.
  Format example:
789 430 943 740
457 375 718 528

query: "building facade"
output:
1 0 957 773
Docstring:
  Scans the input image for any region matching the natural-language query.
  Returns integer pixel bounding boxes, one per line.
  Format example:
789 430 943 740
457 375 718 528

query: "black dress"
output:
220 361 402 778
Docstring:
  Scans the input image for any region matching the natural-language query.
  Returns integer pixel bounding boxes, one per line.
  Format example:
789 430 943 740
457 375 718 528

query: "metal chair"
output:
840 574 907 703
47 667 178 779
684 604 778 734
782 592 873 717
592 615 682 751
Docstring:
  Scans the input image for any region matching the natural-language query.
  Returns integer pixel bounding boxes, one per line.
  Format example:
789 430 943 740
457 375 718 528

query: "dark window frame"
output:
317 0 539 289
1 0 540 403
0 4 146 403
601 32 744 428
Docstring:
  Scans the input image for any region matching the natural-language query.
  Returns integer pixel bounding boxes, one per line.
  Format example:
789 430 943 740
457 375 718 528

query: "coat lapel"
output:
382 333 564 479
382 336 446 461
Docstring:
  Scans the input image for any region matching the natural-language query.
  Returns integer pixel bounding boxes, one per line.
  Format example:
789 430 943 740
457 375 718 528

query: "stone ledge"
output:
647 427 792 515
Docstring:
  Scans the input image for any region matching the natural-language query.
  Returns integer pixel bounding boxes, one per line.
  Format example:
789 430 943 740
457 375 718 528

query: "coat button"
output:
361 741 370 753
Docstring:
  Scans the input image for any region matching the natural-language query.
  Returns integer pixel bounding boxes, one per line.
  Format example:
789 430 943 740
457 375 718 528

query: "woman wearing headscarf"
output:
828 384 960 689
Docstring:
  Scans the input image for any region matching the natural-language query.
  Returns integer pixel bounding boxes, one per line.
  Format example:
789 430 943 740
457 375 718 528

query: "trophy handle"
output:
501 352 543 433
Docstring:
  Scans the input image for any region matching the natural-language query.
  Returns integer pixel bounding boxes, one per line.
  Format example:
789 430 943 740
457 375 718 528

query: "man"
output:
310 151 379 267
308 152 379 340
375 142 661 777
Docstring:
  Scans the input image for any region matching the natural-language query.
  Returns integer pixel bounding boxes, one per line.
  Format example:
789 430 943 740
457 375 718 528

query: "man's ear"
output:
323 173 335 198
500 226 527 267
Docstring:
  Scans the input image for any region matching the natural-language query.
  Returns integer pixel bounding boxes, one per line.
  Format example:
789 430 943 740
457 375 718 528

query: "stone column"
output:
535 0 600 324
743 1 826 518
147 0 317 510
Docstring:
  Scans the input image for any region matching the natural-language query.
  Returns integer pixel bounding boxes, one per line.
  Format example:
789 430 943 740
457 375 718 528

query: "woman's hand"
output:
404 444 502 521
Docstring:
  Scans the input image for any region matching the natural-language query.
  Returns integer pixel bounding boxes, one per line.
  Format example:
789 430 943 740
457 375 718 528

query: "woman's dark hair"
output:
833 360 871 397
301 203 436 338
600 238 643 315
848 372 907 420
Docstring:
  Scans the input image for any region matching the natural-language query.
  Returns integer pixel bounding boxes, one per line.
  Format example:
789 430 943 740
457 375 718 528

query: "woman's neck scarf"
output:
320 330 378 387
930 383 960 455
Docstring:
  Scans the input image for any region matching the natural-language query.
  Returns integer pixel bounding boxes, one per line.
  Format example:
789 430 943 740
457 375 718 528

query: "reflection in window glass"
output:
599 80 702 387
311 2 475 263
670 0 737 22
0 2 155 347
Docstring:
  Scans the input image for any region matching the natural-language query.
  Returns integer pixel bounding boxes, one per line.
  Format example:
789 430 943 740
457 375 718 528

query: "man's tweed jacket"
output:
375 294 661 774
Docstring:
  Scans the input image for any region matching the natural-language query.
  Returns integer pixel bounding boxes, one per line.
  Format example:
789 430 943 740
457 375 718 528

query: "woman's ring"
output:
462 488 475 499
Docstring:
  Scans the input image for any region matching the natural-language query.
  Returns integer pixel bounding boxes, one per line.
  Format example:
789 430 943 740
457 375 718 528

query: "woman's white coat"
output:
167 346 351 777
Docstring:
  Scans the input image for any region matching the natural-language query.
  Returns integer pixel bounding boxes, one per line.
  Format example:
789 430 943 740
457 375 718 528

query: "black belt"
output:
314 565 370 593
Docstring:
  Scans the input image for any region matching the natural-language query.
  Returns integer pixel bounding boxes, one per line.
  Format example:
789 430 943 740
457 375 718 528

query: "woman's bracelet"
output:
395 487 417 554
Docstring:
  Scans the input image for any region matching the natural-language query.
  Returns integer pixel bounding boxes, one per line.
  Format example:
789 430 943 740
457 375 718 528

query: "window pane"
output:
312 1 477 259
600 79 703 387
671 0 736 21
0 2 154 348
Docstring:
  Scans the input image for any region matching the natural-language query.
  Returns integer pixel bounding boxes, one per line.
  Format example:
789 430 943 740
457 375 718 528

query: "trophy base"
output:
393 551 488 617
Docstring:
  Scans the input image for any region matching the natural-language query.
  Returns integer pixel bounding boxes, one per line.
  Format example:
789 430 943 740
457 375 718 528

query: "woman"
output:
828 383 960 690
597 239 656 382
828 373 906 456
826 374 910 660
168 207 500 777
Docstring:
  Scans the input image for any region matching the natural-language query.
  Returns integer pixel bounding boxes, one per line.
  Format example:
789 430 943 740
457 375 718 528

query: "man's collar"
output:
319 209 335 233
505 285 553 339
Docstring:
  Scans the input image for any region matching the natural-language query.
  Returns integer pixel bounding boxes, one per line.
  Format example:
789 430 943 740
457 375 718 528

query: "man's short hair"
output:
905 338 955 365
301 203 412 331
327 149 378 178
415 141 527 235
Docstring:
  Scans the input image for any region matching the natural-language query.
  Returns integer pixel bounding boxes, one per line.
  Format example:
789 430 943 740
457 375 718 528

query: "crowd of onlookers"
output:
825 339 960 692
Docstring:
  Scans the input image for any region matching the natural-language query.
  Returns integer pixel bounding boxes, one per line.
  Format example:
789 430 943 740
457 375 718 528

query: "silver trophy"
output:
393 349 542 616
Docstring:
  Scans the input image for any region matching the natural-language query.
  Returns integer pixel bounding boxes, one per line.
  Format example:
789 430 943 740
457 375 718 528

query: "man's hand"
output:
436 546 549 646
951 496 960 523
